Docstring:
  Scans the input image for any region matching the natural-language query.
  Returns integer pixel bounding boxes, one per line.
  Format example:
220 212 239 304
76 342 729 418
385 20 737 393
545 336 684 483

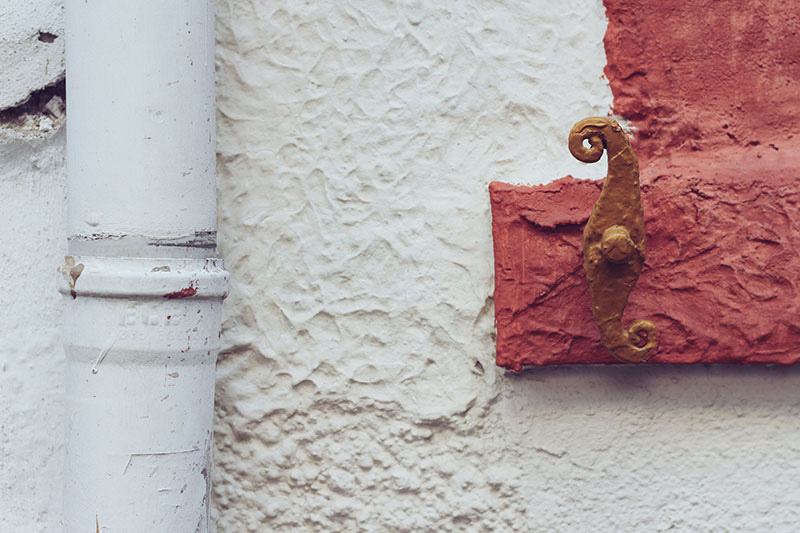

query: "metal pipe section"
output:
61 1 226 531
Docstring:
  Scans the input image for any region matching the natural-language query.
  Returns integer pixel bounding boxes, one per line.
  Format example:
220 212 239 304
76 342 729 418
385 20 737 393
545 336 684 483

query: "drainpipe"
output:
60 1 226 531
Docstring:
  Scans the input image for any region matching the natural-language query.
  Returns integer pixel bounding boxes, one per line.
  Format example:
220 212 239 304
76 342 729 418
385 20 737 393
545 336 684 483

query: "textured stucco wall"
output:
0 0 66 530
212 0 613 529
0 134 66 532
0 0 64 110
5 1 800 531
212 1 800 531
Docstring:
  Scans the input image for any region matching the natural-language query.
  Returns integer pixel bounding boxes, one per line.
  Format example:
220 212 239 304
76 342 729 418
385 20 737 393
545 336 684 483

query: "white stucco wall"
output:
0 0 64 110
0 1 66 531
4 1 800 531
212 1 800 531
0 132 66 531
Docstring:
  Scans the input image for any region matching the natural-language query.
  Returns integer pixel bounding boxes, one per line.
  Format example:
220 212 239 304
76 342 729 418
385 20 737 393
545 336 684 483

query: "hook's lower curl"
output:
622 320 657 363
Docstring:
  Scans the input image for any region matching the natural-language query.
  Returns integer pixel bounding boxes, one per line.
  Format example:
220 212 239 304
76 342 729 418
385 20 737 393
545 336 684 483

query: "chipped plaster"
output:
0 0 64 110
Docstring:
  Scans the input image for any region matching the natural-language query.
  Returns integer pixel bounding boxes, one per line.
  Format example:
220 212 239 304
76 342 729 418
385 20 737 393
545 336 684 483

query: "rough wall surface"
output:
0 2 67 530
214 0 800 531
0 0 64 110
212 1 616 530
5 1 800 532
0 132 67 531
491 165 800 368
604 0 800 160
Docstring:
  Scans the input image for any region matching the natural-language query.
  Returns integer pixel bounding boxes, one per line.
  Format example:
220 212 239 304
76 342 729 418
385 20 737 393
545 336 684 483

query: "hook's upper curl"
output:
569 117 631 163
568 117 614 164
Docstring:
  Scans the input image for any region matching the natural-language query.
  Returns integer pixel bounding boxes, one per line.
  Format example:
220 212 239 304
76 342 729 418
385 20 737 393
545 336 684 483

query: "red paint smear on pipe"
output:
164 280 198 299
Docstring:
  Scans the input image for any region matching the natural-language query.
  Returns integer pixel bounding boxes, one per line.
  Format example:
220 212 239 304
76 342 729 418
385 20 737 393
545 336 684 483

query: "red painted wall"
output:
605 0 800 161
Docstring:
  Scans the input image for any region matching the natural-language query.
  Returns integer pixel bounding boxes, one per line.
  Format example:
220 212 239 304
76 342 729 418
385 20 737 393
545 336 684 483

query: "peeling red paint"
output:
163 280 197 299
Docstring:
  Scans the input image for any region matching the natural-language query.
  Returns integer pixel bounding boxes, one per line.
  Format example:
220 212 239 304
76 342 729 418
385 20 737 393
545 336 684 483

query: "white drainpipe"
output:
60 1 226 531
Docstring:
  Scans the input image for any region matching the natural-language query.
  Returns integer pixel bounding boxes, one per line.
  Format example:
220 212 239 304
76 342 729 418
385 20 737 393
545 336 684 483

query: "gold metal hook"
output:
569 117 657 363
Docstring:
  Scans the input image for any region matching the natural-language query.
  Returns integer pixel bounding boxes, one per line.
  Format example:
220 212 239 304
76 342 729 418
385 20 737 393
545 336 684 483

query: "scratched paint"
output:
59 256 85 299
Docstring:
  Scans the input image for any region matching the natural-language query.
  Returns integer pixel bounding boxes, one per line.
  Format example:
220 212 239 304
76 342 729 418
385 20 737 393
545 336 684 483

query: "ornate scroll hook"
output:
569 117 657 363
